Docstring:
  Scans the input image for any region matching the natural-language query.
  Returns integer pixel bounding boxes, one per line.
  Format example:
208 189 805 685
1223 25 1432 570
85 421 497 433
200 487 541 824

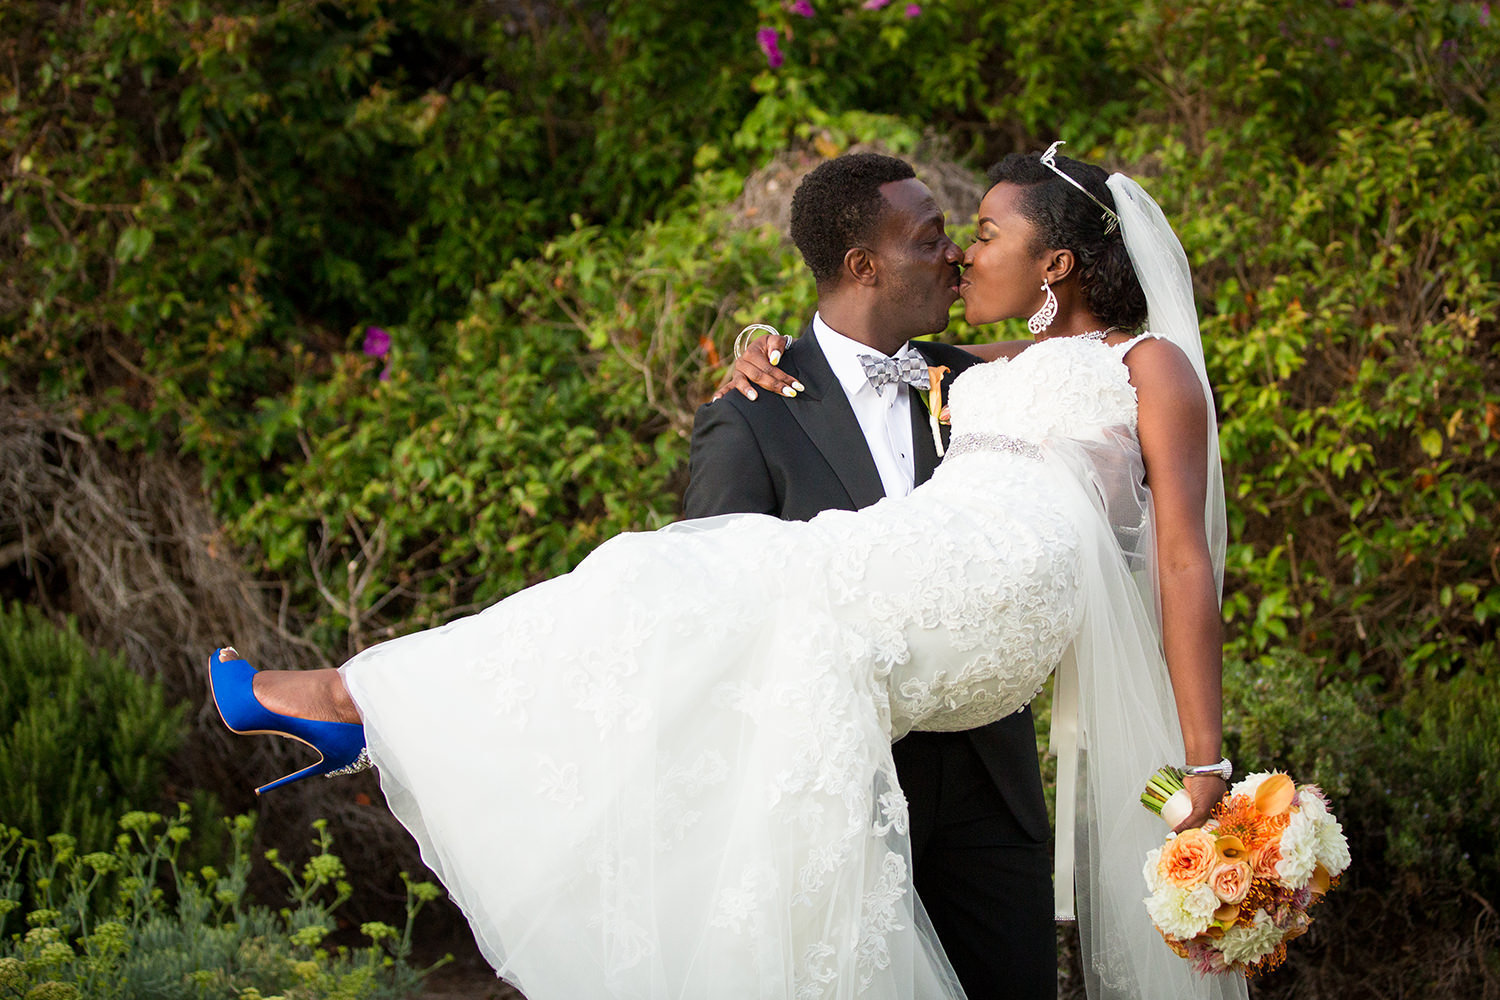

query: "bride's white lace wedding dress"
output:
343 333 1229 1000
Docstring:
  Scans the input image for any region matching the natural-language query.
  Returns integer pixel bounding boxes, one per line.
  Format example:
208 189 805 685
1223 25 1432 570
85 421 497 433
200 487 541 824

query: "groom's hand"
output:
712 332 801 402
1173 773 1228 833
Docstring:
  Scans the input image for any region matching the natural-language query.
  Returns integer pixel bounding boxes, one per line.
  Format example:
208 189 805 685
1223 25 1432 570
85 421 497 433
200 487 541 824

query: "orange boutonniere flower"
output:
925 365 950 456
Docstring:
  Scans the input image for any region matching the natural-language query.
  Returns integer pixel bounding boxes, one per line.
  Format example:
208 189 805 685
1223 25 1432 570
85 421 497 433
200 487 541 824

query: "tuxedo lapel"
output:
909 342 965 485
908 384 940 486
784 326 886 509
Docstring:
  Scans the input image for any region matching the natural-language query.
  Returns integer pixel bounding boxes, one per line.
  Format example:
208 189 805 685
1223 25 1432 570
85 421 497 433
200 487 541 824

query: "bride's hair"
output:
987 152 1149 331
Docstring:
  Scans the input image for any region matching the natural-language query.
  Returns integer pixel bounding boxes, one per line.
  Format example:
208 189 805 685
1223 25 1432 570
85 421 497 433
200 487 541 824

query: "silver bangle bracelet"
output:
733 323 786 359
1183 757 1232 781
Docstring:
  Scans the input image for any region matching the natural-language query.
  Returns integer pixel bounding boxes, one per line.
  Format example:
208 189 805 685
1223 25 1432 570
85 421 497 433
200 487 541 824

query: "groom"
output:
682 154 1055 999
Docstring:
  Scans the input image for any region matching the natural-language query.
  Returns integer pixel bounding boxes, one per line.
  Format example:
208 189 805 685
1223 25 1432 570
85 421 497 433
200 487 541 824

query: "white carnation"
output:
1275 811 1318 888
1143 847 1165 894
1217 908 1284 965
1183 883 1221 920
1297 790 1328 822
1314 814 1352 876
1145 883 1213 941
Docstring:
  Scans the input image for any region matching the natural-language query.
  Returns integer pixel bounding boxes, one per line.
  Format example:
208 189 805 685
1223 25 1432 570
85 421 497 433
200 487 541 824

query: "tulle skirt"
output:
342 509 981 1000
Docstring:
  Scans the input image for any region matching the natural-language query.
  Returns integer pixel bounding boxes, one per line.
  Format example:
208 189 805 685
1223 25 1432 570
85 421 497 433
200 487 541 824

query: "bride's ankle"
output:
324 671 361 724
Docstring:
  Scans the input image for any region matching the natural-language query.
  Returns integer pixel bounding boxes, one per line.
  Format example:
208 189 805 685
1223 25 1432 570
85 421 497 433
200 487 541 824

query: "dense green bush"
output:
1104 0 1500 682
10 0 1489 680
227 192 811 649
0 809 442 1000
0 604 183 851
1379 653 1500 894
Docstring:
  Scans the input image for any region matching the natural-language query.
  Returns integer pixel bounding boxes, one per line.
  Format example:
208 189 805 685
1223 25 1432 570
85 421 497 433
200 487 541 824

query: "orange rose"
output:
1208 860 1253 905
1158 828 1217 888
1250 839 1282 880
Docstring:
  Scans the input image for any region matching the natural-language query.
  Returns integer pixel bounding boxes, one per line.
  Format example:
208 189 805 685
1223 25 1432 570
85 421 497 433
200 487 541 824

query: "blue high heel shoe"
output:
209 647 371 795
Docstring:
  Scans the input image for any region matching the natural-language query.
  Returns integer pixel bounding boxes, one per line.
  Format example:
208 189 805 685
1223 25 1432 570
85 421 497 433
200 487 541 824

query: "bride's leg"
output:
253 667 361 724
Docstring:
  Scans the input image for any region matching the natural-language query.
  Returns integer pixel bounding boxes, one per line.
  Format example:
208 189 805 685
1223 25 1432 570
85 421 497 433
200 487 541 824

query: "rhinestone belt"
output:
943 432 1043 461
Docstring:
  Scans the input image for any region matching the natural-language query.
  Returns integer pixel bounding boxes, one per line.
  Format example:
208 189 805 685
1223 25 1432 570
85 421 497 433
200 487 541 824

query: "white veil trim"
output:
1045 174 1242 999
1107 173 1227 593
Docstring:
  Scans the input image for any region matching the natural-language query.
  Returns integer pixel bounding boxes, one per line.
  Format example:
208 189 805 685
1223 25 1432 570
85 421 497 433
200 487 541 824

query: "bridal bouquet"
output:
1139 768 1351 976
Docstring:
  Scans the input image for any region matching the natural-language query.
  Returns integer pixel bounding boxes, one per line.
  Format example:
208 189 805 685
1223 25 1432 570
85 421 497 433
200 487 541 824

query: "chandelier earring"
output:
1027 280 1058 335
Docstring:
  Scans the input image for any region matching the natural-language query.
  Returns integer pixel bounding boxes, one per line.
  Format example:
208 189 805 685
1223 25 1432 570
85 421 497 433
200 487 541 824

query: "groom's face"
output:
869 179 963 341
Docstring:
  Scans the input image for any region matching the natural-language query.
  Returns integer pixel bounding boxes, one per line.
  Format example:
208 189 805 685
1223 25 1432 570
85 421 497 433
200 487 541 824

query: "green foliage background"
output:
2 0 1497 993
0 604 183 852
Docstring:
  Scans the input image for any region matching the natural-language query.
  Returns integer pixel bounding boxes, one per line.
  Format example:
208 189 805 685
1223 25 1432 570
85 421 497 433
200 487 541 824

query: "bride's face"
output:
959 183 1049 327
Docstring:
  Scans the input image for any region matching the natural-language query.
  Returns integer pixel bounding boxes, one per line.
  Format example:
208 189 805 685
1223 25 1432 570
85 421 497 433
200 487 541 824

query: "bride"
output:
211 146 1245 1000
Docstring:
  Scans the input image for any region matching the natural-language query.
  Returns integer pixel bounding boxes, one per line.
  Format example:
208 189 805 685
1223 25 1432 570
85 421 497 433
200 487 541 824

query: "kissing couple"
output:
213 146 1245 1000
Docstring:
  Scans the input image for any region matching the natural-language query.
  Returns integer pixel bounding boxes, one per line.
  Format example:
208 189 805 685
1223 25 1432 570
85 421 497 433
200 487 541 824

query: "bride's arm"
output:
713 331 799 401
956 340 1029 362
1128 337 1226 832
715 332 1027 400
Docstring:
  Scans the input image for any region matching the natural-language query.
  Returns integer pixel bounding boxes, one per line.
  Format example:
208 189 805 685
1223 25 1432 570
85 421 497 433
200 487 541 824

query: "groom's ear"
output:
843 246 880 287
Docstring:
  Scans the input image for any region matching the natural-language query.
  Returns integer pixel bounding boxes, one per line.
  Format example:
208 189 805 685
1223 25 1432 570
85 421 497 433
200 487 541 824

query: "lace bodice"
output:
847 335 1155 736
946 335 1145 444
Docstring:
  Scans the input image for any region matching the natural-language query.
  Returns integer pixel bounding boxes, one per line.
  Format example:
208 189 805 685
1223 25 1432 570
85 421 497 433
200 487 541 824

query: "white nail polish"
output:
769 350 782 365
792 381 805 392
782 386 797 397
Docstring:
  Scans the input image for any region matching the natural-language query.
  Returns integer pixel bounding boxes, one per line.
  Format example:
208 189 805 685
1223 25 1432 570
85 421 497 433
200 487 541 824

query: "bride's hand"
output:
1173 773 1228 833
712 332 801 402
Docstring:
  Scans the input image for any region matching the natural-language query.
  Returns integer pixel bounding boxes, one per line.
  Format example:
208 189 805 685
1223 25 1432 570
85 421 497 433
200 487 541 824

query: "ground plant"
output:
0 810 443 1000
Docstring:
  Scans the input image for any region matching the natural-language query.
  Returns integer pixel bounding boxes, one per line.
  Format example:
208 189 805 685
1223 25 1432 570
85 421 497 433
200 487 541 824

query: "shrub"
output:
229 186 811 651
1099 0 1500 686
0 809 444 1000
0 604 183 851
1379 650 1500 896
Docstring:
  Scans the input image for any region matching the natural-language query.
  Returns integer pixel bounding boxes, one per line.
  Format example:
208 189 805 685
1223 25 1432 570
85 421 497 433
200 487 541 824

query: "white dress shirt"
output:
813 313 920 499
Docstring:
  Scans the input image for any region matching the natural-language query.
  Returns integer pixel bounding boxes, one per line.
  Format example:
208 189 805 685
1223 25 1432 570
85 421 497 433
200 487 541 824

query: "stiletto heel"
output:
209 647 371 795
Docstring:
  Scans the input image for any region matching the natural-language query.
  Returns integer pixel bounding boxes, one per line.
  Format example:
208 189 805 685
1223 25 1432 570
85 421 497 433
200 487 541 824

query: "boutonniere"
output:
921 365 950 456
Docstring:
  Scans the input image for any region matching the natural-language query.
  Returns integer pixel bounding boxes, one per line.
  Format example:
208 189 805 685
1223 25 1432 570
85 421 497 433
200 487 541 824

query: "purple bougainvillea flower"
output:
789 0 814 16
1481 3 1491 27
756 27 784 68
862 0 891 9
904 2 921 15
363 326 391 359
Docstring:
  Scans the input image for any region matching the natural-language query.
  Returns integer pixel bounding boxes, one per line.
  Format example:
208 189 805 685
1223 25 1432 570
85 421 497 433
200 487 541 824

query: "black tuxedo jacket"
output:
682 324 1049 842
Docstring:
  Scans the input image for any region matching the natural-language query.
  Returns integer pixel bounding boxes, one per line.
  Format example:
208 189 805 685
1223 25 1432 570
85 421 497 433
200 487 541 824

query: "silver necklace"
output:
1078 326 1124 341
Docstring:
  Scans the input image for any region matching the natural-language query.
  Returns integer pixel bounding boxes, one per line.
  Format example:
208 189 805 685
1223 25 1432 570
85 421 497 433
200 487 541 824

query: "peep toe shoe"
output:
209 647 371 794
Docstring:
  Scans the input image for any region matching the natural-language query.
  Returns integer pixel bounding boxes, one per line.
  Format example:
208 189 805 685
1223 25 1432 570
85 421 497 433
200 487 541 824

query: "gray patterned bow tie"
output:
858 353 929 391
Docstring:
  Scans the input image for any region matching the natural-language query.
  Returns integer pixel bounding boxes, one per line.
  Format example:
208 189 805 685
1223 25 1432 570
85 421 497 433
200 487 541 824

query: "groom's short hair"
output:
790 153 916 286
